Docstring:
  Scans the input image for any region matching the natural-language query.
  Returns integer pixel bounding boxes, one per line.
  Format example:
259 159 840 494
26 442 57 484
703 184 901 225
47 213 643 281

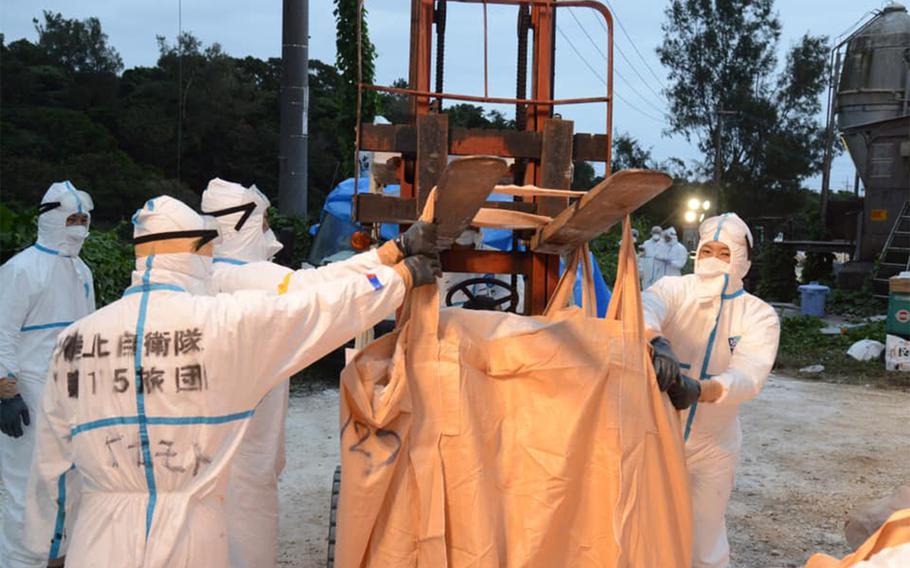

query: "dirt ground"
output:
278 375 910 567
0 375 906 567
728 376 909 567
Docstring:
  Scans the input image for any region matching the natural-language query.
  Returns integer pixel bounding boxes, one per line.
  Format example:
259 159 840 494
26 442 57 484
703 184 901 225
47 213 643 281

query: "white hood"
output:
201 178 281 263
693 213 753 297
130 196 219 295
37 181 93 257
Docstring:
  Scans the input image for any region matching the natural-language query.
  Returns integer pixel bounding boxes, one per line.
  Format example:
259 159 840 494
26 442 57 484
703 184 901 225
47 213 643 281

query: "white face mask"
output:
651 233 661 241
695 256 729 277
263 229 284 260
60 225 89 256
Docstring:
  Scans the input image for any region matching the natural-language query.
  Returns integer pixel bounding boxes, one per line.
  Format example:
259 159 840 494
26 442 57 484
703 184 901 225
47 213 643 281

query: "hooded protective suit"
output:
654 226 689 279
201 178 395 568
24 196 408 568
0 181 94 568
639 226 663 288
642 213 780 568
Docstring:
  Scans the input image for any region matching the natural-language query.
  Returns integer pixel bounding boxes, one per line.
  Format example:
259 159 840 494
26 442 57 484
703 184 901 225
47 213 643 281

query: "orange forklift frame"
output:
353 0 614 315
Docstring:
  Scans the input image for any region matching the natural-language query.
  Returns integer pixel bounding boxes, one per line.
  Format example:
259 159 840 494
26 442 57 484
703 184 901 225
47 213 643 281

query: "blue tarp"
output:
310 178 400 240
312 178 611 316
563 255 612 318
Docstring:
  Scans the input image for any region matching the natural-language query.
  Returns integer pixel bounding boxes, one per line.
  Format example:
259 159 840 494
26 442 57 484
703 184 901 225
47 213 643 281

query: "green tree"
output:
2 9 361 250
334 0 378 176
307 60 345 213
611 132 654 173
444 104 515 129
657 0 829 217
377 78 410 124
34 11 123 75
572 161 597 190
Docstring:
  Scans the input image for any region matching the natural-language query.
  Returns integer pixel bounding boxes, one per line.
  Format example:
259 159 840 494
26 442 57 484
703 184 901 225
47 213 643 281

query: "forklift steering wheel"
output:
445 277 520 313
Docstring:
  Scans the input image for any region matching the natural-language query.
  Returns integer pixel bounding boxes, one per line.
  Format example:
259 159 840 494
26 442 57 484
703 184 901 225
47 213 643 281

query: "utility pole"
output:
279 0 309 217
713 107 735 214
820 50 843 228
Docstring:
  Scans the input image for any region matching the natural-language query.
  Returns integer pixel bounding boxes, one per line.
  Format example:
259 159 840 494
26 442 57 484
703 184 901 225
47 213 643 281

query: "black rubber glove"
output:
403 254 443 288
650 336 681 392
667 375 702 410
395 221 439 257
0 395 30 438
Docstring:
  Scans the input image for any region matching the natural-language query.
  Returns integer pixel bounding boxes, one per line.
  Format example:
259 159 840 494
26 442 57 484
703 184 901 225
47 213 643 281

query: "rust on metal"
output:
353 194 417 224
359 84 610 107
359 124 609 162
441 250 534 276
537 118 575 216
416 113 450 212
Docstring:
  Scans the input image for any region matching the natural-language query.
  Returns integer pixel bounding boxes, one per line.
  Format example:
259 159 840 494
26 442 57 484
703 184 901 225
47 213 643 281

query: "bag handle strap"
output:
605 216 645 339
543 244 596 318
396 189 441 336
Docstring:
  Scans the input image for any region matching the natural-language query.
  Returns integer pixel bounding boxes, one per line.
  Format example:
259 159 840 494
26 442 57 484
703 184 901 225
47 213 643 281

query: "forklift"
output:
327 2 672 564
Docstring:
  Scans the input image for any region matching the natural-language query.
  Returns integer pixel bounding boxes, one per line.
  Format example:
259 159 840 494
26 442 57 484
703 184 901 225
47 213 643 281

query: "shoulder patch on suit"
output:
366 273 383 291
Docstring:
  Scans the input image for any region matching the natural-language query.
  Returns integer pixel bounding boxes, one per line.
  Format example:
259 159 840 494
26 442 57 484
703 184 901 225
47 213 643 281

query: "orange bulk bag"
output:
336 215 692 567
804 509 910 568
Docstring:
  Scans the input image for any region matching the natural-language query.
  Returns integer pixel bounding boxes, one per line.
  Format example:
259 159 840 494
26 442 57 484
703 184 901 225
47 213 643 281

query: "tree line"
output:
2 3 855 239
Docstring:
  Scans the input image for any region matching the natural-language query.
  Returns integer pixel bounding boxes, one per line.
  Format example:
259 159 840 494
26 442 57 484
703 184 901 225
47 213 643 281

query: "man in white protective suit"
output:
654 226 689 279
23 195 440 567
201 178 437 568
0 181 95 568
639 225 663 288
642 213 780 568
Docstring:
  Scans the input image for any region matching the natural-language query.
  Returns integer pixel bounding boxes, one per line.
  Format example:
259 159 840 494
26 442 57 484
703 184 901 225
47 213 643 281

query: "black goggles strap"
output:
133 229 219 251
202 202 257 231
38 202 61 215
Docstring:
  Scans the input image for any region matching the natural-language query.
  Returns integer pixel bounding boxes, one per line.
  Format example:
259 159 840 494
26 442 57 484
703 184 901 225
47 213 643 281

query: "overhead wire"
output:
566 7 667 116
554 24 666 124
596 0 668 91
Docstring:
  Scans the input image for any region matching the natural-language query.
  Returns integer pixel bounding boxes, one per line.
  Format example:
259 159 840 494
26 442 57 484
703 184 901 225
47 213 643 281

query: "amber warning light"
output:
351 230 372 251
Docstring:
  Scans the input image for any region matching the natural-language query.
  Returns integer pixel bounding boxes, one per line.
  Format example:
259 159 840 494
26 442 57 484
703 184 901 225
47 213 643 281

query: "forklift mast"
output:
353 0 615 314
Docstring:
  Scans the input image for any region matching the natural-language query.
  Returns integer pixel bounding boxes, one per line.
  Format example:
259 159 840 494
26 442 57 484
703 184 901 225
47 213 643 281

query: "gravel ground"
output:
2 375 907 567
728 376 909 567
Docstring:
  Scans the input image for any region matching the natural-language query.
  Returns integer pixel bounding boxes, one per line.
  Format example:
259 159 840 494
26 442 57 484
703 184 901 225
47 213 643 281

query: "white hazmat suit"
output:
642 213 780 568
24 196 408 567
639 226 663 288
201 178 396 568
654 226 689 279
0 181 95 568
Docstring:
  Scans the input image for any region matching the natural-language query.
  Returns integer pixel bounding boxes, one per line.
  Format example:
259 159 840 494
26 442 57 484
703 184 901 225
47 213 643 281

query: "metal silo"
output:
837 3 910 131
827 2 910 286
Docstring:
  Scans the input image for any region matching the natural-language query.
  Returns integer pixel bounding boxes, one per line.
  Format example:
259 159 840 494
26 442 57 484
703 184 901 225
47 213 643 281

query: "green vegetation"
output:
826 288 885 319
79 223 134 306
757 243 797 302
589 217 656 286
658 0 829 217
334 0 378 175
1 11 351 225
776 316 903 387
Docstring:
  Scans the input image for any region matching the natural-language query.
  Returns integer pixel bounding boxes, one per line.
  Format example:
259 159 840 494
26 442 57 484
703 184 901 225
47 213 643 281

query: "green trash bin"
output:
887 275 910 338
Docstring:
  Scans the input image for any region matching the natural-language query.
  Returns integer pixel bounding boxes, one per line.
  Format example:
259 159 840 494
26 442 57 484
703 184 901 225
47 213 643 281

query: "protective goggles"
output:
203 202 257 231
38 202 61 215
